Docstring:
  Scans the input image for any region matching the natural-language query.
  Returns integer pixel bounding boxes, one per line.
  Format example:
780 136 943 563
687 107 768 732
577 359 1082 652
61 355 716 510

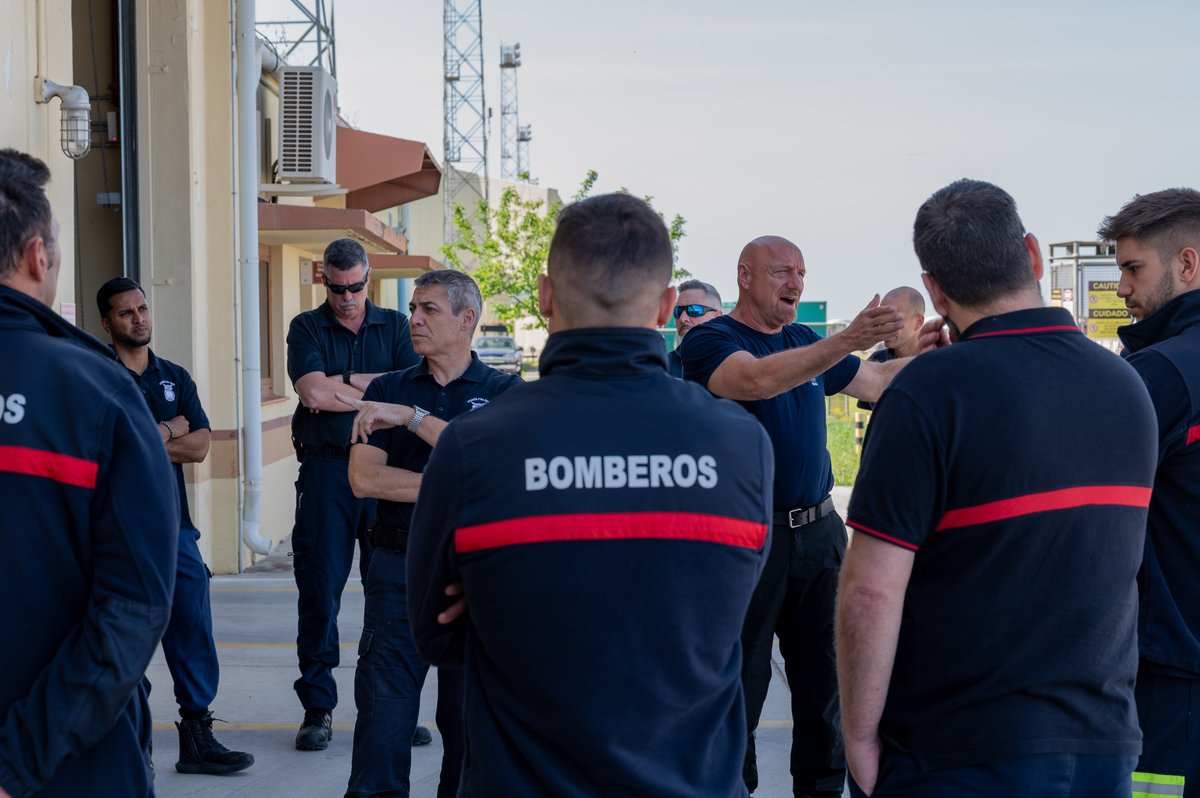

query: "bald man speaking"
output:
680 236 919 798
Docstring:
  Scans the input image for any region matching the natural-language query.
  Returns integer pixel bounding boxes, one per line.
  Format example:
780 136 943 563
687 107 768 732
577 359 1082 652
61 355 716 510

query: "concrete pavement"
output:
147 488 854 797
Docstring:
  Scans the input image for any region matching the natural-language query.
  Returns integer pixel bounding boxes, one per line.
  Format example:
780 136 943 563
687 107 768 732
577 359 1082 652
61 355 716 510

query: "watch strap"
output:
407 406 429 432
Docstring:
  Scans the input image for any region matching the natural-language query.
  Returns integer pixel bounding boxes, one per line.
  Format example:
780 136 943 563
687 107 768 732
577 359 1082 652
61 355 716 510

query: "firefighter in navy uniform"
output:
341 269 521 798
0 150 177 797
285 237 420 750
1099 189 1200 798
407 194 774 797
97 276 254 776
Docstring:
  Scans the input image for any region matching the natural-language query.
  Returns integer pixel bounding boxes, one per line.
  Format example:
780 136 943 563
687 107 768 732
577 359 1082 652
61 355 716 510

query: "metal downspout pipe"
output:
235 0 271 556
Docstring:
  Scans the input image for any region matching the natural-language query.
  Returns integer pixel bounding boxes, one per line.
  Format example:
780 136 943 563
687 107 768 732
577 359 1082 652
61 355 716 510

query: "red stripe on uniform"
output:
969 325 1081 339
1187 424 1200 446
455 511 768 554
0 446 98 489
935 485 1151 531
846 520 920 551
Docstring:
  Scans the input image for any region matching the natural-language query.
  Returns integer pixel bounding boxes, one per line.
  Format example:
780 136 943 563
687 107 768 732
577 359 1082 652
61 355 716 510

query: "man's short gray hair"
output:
414 269 483 331
677 279 722 307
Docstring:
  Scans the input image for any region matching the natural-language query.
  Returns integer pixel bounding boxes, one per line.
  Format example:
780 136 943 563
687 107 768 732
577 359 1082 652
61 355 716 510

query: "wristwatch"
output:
342 369 354 385
408 406 429 432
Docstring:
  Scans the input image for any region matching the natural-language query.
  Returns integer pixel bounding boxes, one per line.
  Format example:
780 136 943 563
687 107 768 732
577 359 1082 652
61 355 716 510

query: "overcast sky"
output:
316 0 1199 320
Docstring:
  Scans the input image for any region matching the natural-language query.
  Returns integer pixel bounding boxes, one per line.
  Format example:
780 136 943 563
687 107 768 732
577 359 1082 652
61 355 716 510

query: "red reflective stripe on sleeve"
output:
846 520 920 551
1187 424 1200 446
455 511 768 554
0 446 99 489
969 325 1081 338
936 485 1151 531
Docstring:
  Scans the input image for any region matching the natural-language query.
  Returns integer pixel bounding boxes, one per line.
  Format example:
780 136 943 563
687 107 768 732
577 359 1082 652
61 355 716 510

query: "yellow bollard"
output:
854 411 866 456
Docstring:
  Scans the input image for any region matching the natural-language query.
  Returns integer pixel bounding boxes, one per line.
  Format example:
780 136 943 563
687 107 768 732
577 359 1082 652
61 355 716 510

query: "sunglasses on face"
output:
324 268 370 295
673 303 720 319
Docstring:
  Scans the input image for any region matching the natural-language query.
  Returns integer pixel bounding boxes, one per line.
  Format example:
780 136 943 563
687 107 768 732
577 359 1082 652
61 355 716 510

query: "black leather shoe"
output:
412 725 432 746
175 712 254 775
295 709 332 751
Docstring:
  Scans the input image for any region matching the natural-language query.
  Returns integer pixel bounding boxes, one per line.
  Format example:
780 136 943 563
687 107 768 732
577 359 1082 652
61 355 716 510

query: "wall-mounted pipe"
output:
235 0 271 556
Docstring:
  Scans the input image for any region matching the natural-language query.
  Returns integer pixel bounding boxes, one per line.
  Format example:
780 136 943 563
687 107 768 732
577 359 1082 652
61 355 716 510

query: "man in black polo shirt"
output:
342 269 521 798
97 277 254 776
286 238 420 750
837 179 1157 797
1099 189 1200 797
680 236 908 798
667 279 722 377
856 286 925 411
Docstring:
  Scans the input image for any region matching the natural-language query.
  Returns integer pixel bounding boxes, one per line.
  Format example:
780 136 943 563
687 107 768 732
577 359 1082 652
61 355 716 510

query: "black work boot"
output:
295 709 333 751
175 712 254 775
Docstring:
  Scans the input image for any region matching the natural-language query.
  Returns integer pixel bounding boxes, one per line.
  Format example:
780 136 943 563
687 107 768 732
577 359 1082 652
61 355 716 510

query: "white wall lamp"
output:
35 78 92 160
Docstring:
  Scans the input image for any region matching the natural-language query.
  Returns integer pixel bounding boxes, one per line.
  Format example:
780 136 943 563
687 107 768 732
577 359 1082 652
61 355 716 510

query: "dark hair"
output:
414 269 482 321
677 278 721 306
0 149 54 279
97 276 144 317
1098 188 1200 265
323 237 368 272
548 193 672 312
913 179 1035 307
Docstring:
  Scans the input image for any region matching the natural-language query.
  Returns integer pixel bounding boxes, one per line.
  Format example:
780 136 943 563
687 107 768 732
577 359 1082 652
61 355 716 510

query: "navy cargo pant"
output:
1134 665 1200 798
161 527 219 717
743 508 847 798
292 452 375 713
347 547 464 798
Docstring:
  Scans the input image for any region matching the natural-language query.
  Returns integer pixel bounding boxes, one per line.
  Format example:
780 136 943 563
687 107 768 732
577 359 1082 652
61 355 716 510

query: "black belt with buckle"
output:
368 525 409 553
773 496 835 529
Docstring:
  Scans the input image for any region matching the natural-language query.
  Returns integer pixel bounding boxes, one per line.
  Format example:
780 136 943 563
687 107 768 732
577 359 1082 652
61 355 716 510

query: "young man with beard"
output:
98 276 254 776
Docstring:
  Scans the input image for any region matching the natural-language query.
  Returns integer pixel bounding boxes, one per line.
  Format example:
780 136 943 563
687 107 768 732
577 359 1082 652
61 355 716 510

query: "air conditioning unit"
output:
278 66 337 183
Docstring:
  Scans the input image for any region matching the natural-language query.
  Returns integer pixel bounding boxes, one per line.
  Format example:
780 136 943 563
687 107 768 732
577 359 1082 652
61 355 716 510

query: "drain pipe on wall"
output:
235 0 271 556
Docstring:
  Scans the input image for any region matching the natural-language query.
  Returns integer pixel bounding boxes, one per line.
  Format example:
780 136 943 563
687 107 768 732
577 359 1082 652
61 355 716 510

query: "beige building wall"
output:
6 1 440 573
1 0 79 319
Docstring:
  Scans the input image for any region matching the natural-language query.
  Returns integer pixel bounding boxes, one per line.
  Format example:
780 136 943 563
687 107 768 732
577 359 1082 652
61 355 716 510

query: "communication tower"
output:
443 0 489 244
499 42 521 180
257 0 337 76
517 123 533 181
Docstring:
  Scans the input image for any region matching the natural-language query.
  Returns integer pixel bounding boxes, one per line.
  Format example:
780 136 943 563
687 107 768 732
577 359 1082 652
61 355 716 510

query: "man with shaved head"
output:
857 286 926 411
680 235 913 798
407 193 773 796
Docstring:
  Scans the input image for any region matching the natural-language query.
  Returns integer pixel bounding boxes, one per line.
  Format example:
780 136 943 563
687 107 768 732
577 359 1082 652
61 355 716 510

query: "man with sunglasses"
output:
286 237 419 751
680 235 913 798
668 279 722 377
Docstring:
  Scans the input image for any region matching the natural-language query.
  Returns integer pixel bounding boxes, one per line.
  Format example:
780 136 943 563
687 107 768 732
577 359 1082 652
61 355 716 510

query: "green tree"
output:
441 170 688 331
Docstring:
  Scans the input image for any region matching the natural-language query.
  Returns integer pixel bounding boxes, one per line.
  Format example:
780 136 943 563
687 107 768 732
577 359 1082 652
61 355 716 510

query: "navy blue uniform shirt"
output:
361 353 522 531
408 328 772 798
287 300 418 450
117 348 209 530
848 307 1157 770
681 314 859 508
856 347 895 411
666 346 683 378
0 285 177 798
1119 290 1200 677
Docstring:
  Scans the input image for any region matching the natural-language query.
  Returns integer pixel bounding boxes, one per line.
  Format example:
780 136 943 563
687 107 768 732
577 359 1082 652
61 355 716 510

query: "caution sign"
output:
1050 288 1062 308
1085 280 1129 337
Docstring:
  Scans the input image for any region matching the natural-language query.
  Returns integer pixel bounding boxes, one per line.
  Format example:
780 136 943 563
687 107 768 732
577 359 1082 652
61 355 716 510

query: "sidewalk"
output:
147 487 854 797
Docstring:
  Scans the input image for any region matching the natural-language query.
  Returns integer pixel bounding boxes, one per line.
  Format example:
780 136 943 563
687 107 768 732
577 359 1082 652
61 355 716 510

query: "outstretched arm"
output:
706 296 904 401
